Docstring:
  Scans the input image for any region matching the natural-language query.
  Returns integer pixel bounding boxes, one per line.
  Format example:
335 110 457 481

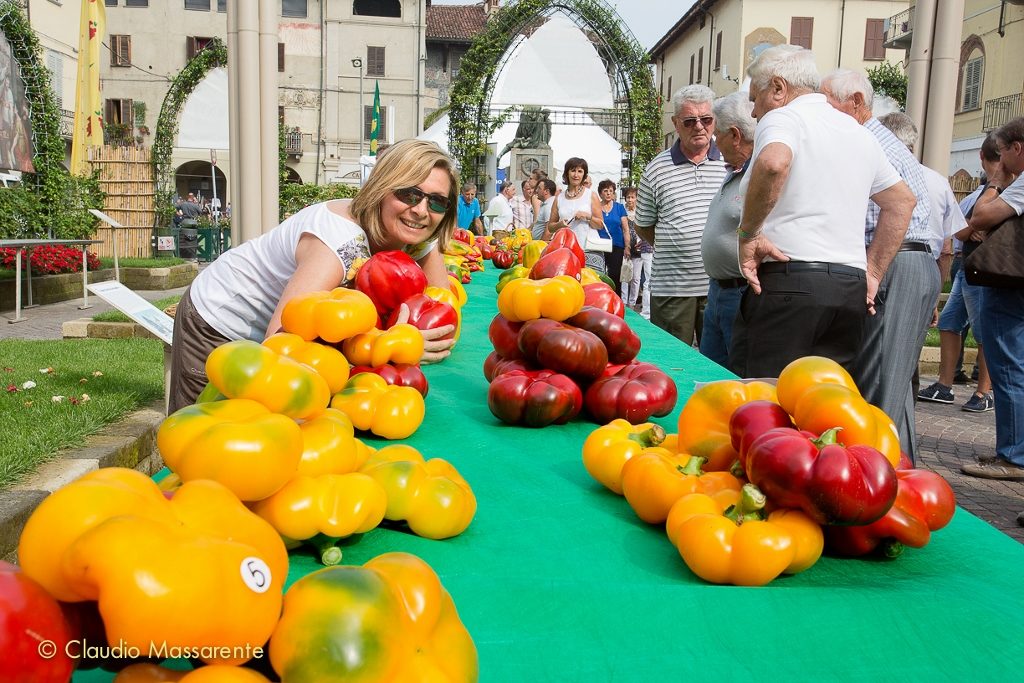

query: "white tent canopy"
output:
178 67 229 149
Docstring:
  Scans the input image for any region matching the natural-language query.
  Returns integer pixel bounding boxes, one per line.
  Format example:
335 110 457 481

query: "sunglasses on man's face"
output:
393 187 450 214
679 116 714 129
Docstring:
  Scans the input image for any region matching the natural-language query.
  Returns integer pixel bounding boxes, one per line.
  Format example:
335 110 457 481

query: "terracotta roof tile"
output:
426 3 488 42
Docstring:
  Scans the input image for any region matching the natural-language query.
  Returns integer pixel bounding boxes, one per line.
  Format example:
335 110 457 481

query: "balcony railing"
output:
883 7 914 50
285 128 303 156
983 93 1023 131
59 109 74 139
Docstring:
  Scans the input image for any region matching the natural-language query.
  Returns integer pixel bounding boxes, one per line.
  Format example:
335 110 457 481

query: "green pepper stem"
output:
812 427 842 448
880 539 905 559
723 484 767 525
628 423 667 448
676 455 708 477
308 533 343 566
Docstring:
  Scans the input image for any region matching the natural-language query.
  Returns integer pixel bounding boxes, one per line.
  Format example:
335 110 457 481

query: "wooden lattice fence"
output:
949 169 981 205
88 145 156 258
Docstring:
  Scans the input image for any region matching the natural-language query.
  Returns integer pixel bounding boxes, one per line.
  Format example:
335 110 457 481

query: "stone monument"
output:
500 107 554 184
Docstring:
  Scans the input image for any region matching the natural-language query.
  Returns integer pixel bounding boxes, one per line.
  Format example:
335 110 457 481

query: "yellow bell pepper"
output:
675 379 779 471
251 473 387 565
582 420 667 495
361 449 477 540
665 485 824 586
447 274 469 306
114 663 273 682
206 340 330 421
341 324 425 367
280 287 378 343
496 275 585 322
579 267 604 286
18 469 288 664
263 332 351 394
330 373 425 440
520 239 548 269
157 398 303 502
621 450 744 525
268 552 478 683
296 407 369 477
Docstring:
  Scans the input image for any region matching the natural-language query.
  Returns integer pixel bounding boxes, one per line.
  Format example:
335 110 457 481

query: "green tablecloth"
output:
78 267 1024 681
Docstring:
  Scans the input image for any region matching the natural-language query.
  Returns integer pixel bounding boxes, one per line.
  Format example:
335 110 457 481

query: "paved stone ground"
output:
3 285 1022 545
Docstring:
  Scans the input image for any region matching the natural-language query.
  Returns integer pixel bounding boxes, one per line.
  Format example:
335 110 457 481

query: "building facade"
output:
424 0 492 120
649 0 909 148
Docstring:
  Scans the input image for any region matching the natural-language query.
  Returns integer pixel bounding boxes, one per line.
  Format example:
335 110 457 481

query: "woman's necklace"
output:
601 200 613 217
565 185 582 199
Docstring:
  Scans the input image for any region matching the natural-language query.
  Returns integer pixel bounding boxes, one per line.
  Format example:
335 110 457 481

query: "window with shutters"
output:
278 43 285 72
187 36 214 61
126 0 150 7
46 51 63 108
715 31 722 70
364 104 388 141
790 17 813 50
105 98 134 126
367 46 385 77
697 47 703 83
184 0 210 10
353 0 401 18
689 54 694 85
282 0 307 18
217 0 225 11
110 35 131 67
961 56 983 111
864 19 885 60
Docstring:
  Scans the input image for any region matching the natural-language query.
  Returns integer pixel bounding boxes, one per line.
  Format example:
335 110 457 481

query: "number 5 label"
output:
240 557 272 593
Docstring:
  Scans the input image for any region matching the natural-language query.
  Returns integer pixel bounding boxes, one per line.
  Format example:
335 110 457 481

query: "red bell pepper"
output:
517 318 608 382
488 313 524 360
529 247 583 281
583 362 677 424
492 250 515 269
453 228 473 244
385 293 458 341
483 351 537 382
542 227 586 266
355 250 427 319
728 400 795 472
487 369 583 427
583 283 626 318
824 469 956 557
0 561 76 682
745 427 898 526
565 305 641 364
350 363 429 397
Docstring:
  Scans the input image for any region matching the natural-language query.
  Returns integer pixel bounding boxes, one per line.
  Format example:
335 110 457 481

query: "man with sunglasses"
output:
634 84 727 346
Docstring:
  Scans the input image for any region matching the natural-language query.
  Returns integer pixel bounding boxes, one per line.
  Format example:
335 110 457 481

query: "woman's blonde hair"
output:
350 139 460 248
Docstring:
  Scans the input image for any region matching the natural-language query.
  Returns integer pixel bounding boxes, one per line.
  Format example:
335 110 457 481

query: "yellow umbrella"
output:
70 0 105 175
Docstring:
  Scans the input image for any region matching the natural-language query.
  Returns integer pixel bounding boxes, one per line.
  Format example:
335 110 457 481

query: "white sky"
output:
429 0 697 51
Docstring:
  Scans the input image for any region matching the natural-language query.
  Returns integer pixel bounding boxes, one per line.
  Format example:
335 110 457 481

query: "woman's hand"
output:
575 211 591 221
393 303 455 364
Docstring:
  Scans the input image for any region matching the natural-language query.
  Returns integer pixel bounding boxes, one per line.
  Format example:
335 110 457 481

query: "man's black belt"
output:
898 241 930 253
759 262 865 278
715 277 747 289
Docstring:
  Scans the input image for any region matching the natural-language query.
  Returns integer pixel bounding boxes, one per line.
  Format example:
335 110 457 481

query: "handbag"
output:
585 227 614 253
964 214 1024 288
620 257 634 283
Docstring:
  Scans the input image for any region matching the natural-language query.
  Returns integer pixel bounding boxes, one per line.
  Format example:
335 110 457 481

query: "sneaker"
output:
918 381 954 404
953 370 971 384
961 459 1024 481
961 392 994 413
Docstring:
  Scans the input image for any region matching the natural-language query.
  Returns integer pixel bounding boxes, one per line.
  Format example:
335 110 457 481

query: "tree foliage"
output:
867 61 908 109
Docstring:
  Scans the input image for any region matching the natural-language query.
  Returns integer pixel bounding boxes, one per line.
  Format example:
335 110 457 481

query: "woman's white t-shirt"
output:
191 200 435 341
556 187 597 247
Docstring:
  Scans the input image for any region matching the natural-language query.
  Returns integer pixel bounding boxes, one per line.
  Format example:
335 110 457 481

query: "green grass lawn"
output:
92 294 181 323
924 327 978 348
0 338 164 490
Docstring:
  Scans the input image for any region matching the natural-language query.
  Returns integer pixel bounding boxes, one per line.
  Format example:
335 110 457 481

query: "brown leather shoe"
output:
961 459 1024 481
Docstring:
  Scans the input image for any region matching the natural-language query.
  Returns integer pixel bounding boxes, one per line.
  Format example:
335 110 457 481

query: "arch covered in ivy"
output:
152 38 227 226
447 0 660 186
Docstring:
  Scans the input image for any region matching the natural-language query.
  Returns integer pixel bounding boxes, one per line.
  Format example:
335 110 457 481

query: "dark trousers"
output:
729 265 867 378
605 247 625 293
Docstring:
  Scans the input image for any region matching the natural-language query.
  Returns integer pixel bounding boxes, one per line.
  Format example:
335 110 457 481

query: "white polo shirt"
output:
1001 173 1024 215
921 165 967 257
742 93 900 270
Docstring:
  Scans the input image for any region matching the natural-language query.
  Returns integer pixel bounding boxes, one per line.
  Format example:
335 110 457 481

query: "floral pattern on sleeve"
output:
336 234 372 287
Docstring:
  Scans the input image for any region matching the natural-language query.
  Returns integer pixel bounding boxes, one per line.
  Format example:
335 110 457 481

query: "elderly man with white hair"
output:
698 91 755 368
635 85 728 346
821 69 938 463
730 45 915 379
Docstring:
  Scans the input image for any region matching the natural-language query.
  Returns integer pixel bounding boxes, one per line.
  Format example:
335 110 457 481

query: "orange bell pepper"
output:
329 373 425 440
263 332 351 394
18 469 288 664
296 407 370 477
775 355 861 415
621 449 743 524
360 447 477 540
581 420 667 495
280 287 378 343
496 275 585 322
675 380 778 471
665 484 824 586
341 324 425 367
157 398 303 502
447 274 469 306
206 340 330 421
114 663 273 682
268 552 478 683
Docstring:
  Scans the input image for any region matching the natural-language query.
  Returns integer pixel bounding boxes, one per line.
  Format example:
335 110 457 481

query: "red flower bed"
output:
0 245 102 276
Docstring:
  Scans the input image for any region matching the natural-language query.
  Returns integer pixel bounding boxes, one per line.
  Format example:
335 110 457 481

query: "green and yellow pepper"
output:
496 275 585 322
280 287 378 343
206 340 330 421
263 332 351 394
268 552 478 683
341 324 425 367
495 264 530 293
330 373 425 439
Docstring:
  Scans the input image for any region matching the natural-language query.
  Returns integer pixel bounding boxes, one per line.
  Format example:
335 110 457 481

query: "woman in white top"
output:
169 139 458 412
547 157 606 272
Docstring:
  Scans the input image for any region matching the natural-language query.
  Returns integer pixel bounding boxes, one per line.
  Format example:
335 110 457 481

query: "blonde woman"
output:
169 139 458 411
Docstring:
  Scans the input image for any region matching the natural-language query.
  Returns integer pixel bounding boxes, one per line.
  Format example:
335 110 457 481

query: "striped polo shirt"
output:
636 141 727 297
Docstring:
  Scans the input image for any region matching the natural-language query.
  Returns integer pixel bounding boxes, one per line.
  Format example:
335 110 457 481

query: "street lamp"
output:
351 57 364 157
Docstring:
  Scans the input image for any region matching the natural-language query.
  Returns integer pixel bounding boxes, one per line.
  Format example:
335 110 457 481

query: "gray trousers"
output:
854 250 941 462
168 286 230 414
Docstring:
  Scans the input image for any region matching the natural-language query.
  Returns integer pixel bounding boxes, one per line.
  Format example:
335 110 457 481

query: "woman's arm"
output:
587 193 604 230
548 197 563 229
264 233 347 339
620 212 631 257
417 246 450 289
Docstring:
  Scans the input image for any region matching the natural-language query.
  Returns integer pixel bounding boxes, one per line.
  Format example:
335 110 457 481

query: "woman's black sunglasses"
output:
393 187 450 214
